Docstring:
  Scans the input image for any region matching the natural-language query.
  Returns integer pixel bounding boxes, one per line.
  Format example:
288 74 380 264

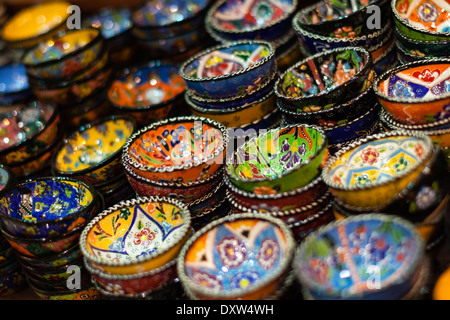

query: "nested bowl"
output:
22 27 104 81
322 130 435 208
16 242 81 269
226 123 328 193
0 176 101 239
51 115 137 185
274 47 372 110
394 28 450 58
392 0 450 42
205 0 297 42
179 39 276 100
177 212 295 300
0 63 31 105
27 279 100 300
374 58 450 125
21 258 86 283
122 115 228 183
294 213 425 300
80 197 192 275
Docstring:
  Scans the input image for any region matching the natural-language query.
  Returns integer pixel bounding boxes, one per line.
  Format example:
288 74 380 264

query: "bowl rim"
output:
122 115 229 174
178 39 276 83
394 26 450 46
21 27 104 70
373 57 450 104
293 213 425 299
321 130 435 191
274 46 372 104
106 60 186 111
225 123 328 185
391 0 450 39
0 175 99 229
50 114 137 177
380 107 450 133
176 212 295 299
205 0 298 35
79 196 192 269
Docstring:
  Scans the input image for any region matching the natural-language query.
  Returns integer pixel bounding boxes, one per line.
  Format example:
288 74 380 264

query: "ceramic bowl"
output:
122 115 228 183
0 1 71 49
0 260 26 296
51 115 137 185
205 0 298 42
274 47 373 110
16 242 82 269
226 123 328 193
294 213 425 300
322 130 435 208
433 266 450 300
0 63 31 105
86 7 132 47
0 176 101 239
229 107 281 141
0 164 16 195
22 28 104 81
295 0 391 37
21 258 86 283
177 212 295 300
0 100 60 165
179 39 276 100
392 0 450 42
80 196 192 275
374 58 450 125
27 279 100 300
394 28 450 58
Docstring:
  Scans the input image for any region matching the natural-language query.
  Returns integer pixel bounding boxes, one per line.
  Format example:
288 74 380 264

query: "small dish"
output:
0 63 31 105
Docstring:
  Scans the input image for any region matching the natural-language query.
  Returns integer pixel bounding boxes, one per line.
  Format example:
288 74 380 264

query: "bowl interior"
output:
132 0 209 27
277 48 369 100
87 8 132 39
182 42 272 79
0 101 55 151
395 0 450 33
0 178 94 222
23 28 100 65
108 64 185 108
183 217 290 294
0 167 11 192
54 118 135 173
295 215 423 298
210 0 295 32
0 64 29 94
327 135 432 189
377 63 450 100
128 120 224 170
228 125 325 181
84 200 189 263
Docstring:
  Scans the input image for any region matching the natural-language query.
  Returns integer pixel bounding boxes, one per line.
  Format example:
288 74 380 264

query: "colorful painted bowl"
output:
0 260 26 296
0 1 71 49
226 124 328 193
392 0 450 42
374 58 450 125
80 197 192 275
205 0 298 42
21 258 86 283
293 213 425 300
229 107 281 140
322 130 435 208
177 212 295 300
16 243 82 269
274 47 373 110
27 280 100 300
295 0 391 38
51 115 137 185
0 164 16 195
0 100 60 165
394 28 450 58
0 63 31 105
22 27 104 81
122 116 228 183
87 7 132 45
179 39 276 100
0 176 100 239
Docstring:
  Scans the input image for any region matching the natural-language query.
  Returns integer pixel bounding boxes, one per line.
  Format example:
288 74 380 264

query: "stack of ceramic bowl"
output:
130 0 213 61
50 115 138 208
292 0 399 76
225 123 334 242
392 0 450 64
0 176 104 299
80 197 192 300
293 214 429 300
122 115 230 231
275 47 380 154
0 63 33 106
204 0 302 72
179 39 280 147
322 130 450 249
107 61 188 129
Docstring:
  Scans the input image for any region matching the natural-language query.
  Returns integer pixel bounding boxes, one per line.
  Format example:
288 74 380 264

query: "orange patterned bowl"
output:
122 115 228 183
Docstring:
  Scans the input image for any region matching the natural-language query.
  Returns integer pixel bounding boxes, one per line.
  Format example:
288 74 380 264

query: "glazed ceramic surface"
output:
88 7 132 40
396 0 450 33
0 165 14 193
227 124 327 193
294 214 424 300
0 64 31 105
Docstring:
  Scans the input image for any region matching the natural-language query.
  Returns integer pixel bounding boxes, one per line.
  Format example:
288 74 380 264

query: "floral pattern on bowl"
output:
396 0 450 34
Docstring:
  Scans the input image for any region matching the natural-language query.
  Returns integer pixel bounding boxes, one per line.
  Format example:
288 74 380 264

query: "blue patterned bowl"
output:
0 63 31 105
294 213 425 300
179 39 276 100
